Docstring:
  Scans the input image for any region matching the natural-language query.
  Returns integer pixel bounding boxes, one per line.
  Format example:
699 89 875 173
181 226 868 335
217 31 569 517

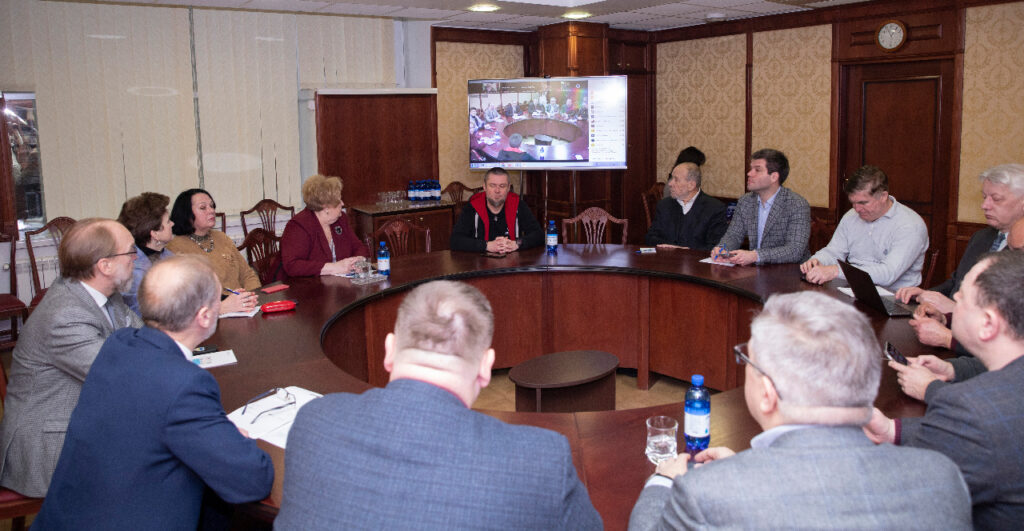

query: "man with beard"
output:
33 256 273 529
0 218 143 497
450 167 543 253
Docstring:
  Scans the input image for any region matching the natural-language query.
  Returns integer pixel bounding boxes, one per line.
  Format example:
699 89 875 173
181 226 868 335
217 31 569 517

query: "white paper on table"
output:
219 305 261 318
187 349 238 369
838 286 894 298
227 386 322 448
700 257 735 267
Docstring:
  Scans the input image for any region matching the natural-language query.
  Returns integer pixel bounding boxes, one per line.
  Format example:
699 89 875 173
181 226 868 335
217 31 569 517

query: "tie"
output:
104 300 117 329
990 232 1007 252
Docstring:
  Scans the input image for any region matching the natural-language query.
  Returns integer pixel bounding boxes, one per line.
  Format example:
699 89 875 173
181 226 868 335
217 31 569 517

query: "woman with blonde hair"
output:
280 175 369 276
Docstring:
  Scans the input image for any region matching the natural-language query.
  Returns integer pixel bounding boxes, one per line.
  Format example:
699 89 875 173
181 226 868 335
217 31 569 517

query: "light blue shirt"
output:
810 196 928 291
756 188 780 249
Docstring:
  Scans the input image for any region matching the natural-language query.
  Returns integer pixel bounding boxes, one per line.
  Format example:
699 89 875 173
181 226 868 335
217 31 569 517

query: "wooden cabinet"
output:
350 202 454 253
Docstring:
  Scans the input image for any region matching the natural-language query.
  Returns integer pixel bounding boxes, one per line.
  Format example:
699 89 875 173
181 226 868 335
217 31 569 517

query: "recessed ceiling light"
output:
469 4 500 12
562 11 591 19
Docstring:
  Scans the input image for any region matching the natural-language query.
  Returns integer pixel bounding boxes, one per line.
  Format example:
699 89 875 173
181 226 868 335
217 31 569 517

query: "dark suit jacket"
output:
33 327 273 530
281 208 370 277
629 426 971 530
901 355 1024 529
932 226 998 296
0 277 142 497
275 379 602 530
716 186 811 264
644 193 728 250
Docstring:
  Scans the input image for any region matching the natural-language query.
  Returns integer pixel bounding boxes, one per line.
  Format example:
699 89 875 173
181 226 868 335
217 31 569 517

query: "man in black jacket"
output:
450 167 543 253
644 162 728 251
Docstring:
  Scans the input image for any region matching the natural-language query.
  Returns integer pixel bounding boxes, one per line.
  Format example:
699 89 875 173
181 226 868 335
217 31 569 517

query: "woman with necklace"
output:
280 174 369 276
116 192 175 315
167 189 259 315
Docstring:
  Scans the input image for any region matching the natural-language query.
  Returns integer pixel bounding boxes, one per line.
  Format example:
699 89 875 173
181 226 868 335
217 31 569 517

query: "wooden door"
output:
839 59 954 275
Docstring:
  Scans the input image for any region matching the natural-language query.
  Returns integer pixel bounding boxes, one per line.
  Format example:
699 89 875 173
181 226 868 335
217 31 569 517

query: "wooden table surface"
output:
205 245 935 530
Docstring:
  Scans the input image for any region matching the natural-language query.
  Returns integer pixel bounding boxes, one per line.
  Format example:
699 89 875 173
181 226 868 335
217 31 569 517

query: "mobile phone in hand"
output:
884 342 909 365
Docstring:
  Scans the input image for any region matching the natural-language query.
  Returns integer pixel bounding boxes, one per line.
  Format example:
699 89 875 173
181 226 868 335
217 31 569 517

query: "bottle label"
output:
684 412 710 438
378 258 390 272
546 234 557 246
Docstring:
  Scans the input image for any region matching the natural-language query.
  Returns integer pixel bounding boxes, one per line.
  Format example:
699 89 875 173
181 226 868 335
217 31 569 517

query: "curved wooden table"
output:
205 245 933 530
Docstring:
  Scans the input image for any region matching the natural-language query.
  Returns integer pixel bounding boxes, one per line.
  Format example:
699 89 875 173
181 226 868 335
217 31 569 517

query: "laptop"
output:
837 260 917 317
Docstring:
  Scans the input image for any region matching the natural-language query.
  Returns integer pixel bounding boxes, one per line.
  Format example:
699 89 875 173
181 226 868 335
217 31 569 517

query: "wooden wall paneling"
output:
947 7 967 280
648 278 735 390
315 93 439 207
463 273 545 368
548 272 642 370
538 22 609 77
834 9 961 62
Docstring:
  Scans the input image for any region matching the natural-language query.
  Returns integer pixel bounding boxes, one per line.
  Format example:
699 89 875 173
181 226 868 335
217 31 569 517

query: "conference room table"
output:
204 245 936 529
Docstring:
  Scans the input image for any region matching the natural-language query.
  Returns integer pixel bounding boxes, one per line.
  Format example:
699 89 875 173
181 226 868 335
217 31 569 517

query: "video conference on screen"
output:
468 76 627 171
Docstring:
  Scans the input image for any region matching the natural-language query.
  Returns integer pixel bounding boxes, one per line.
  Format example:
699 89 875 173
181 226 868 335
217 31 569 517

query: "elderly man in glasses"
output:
0 218 143 498
33 255 273 529
628 291 971 530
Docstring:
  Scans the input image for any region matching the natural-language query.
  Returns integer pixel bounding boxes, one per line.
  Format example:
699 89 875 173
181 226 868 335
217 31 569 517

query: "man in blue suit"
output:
33 255 274 530
866 250 1024 529
276 280 602 530
629 291 971 530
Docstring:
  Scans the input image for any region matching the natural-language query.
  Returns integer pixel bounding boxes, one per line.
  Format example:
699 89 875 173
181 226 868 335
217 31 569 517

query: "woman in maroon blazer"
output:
280 174 370 277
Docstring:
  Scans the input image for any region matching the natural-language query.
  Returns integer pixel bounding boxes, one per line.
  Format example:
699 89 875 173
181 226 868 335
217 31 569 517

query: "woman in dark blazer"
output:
280 174 369 277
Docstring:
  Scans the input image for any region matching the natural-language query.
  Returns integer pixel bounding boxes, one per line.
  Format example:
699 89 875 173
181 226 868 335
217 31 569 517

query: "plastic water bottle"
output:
407 180 414 202
546 220 558 254
684 374 710 455
377 241 390 277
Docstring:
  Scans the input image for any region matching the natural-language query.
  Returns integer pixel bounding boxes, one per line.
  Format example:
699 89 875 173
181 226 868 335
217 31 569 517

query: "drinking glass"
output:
645 415 678 464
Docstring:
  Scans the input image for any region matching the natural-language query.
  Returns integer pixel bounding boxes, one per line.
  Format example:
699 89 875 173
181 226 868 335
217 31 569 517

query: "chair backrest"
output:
641 182 665 230
922 247 941 288
236 228 282 285
562 207 629 245
366 219 431 258
0 232 18 301
24 216 76 295
240 199 295 237
442 181 482 214
214 212 227 233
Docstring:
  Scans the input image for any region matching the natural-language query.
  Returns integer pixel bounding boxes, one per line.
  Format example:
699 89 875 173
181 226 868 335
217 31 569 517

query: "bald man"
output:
0 218 143 497
34 255 273 529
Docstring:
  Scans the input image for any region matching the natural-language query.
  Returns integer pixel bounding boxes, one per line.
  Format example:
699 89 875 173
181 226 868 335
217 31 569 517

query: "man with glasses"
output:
800 165 928 290
34 255 273 528
0 218 143 498
629 291 971 530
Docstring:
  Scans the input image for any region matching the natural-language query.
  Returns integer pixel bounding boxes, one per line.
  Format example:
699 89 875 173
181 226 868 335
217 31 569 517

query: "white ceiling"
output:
90 0 874 31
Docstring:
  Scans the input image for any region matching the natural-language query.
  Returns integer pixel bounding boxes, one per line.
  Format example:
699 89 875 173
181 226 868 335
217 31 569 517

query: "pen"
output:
223 287 240 295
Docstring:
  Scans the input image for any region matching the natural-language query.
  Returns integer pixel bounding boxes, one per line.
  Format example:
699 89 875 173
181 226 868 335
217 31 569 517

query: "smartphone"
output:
193 344 219 355
884 342 909 365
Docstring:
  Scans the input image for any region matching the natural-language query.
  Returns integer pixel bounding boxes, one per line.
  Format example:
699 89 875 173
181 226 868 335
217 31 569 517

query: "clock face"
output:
877 22 905 51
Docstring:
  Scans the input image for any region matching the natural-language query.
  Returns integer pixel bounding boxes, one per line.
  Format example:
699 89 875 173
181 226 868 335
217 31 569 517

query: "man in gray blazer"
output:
866 250 1024 529
276 280 601 530
629 291 971 530
0 218 143 497
711 148 811 265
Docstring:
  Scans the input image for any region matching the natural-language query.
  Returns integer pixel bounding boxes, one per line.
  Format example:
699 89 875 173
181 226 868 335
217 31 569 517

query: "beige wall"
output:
751 25 831 208
656 35 747 199
435 41 523 190
959 2 1024 223
0 0 393 218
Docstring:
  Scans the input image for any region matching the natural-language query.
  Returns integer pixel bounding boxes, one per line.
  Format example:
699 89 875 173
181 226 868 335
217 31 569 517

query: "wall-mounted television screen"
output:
468 76 627 171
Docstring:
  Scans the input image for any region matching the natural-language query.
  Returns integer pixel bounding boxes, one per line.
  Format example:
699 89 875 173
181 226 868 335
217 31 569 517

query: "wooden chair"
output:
442 181 482 214
641 182 665 230
365 219 431 258
240 199 294 237
0 233 29 350
215 212 227 233
562 207 628 245
236 228 282 285
0 362 44 531
24 216 76 308
922 248 941 288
